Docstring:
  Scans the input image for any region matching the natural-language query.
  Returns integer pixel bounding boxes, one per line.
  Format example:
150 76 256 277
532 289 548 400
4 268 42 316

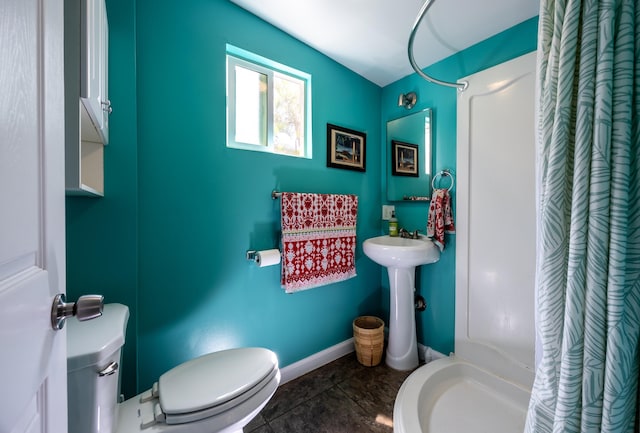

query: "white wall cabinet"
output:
65 0 110 196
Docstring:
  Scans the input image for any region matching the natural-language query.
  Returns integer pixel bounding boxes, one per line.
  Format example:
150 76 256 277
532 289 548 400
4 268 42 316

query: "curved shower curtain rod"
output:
408 0 468 91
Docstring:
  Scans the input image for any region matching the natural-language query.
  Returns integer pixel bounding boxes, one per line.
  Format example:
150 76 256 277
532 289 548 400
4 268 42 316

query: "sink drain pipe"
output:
414 267 427 311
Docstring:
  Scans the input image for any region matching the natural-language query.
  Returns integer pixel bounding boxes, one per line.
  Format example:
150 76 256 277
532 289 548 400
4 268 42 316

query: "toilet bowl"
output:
67 303 280 433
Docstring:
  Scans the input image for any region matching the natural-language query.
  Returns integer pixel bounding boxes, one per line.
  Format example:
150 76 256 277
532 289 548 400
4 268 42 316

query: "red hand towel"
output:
280 192 358 293
427 189 455 251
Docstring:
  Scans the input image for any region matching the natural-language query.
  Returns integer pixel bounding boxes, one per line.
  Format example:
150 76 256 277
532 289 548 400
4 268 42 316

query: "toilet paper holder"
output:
246 249 282 268
246 250 280 262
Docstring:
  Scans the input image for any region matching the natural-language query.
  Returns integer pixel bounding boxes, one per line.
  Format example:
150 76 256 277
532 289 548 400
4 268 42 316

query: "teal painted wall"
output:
380 17 539 355
66 0 537 397
67 0 383 396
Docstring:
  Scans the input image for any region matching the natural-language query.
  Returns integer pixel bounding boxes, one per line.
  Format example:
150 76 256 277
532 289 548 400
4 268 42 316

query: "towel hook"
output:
432 170 454 192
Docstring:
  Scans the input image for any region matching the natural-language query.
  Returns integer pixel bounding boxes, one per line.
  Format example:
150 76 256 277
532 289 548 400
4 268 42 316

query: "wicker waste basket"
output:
353 316 384 367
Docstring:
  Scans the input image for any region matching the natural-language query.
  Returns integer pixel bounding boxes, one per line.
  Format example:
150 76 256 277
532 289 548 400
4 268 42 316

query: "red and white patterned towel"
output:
280 192 358 293
427 189 455 251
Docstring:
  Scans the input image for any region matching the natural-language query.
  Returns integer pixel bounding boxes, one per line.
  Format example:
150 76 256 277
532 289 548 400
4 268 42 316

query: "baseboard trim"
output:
279 338 355 385
279 340 448 385
417 343 446 363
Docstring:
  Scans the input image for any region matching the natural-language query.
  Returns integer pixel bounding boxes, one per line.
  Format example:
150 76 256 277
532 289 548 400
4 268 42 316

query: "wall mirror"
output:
386 108 432 201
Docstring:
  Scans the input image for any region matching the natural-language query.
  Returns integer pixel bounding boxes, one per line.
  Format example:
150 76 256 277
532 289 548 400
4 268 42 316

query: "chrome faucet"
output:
399 228 420 239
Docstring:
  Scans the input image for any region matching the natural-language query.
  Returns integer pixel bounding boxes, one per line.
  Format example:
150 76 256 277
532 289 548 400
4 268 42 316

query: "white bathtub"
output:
393 355 531 433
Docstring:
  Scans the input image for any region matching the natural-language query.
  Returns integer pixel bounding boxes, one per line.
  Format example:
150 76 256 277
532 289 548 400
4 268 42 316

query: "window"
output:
226 44 312 158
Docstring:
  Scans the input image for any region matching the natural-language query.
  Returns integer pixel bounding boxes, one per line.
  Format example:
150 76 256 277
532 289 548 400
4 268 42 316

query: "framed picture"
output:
391 140 419 177
326 123 366 172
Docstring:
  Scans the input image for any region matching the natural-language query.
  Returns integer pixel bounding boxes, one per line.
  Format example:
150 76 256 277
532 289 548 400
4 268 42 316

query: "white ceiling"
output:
230 0 540 87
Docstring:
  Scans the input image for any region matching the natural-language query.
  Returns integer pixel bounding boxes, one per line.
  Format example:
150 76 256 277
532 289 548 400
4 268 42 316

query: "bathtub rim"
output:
393 354 532 433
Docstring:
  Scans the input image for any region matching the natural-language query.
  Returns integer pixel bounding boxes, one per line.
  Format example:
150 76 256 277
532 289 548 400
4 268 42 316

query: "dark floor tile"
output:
246 423 275 433
245 412 268 432
336 363 413 420
249 353 416 433
320 352 370 384
268 386 392 433
261 363 336 421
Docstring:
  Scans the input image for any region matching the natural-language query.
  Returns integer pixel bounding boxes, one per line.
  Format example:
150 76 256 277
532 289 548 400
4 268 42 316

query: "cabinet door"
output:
81 0 109 144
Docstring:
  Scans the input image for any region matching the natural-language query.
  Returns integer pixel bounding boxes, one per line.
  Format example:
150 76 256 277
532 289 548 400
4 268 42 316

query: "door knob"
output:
51 294 104 330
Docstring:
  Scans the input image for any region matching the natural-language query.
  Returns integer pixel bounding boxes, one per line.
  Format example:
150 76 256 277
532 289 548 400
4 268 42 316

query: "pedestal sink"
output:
363 235 440 370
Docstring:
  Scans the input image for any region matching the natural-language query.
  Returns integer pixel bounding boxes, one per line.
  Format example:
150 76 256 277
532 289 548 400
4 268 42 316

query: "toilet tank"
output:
67 303 129 433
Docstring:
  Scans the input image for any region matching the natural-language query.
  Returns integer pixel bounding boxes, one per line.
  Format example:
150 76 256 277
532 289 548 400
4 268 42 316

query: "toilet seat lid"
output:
158 347 278 415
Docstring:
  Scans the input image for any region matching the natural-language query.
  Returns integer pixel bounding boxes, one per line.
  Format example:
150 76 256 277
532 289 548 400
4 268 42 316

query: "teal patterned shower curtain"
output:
525 0 640 432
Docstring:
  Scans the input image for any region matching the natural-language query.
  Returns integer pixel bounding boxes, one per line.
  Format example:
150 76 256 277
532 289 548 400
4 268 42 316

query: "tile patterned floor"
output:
246 353 417 433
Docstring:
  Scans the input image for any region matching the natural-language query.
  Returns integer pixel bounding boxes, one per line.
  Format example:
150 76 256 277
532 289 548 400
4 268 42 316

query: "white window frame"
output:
226 44 312 159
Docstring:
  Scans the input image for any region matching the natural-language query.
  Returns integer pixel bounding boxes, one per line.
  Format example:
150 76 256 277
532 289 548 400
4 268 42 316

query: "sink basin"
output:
363 235 440 370
363 235 440 268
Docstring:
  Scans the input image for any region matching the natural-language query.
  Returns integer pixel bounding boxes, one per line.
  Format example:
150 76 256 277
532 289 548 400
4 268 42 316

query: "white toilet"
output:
66 303 280 433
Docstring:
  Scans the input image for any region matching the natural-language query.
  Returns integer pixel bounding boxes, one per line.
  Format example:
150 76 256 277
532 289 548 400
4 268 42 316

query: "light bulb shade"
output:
398 92 417 109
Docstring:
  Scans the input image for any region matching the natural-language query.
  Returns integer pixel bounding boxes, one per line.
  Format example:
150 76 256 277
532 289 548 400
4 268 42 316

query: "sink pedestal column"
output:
362 235 439 371
386 266 419 370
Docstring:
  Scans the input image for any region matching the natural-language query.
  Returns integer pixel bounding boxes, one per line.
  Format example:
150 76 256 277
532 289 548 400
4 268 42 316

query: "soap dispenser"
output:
389 211 399 237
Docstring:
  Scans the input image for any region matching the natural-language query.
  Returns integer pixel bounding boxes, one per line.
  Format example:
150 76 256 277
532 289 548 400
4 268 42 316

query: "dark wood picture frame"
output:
326 123 366 172
391 140 419 177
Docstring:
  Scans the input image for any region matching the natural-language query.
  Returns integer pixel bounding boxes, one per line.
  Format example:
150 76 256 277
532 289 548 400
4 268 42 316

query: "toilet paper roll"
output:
256 249 281 267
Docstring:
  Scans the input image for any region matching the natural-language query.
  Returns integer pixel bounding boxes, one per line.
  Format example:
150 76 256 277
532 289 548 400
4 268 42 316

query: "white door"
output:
0 0 67 432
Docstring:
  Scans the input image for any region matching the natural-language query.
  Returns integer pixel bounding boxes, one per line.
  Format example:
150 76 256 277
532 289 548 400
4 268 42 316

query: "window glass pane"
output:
273 73 305 157
226 44 311 159
234 65 267 146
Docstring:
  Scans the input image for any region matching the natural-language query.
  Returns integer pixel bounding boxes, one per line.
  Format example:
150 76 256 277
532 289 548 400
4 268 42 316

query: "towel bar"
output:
432 170 454 192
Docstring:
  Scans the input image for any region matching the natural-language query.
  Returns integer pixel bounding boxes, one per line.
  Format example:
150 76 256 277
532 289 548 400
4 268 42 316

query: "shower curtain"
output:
525 0 640 432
